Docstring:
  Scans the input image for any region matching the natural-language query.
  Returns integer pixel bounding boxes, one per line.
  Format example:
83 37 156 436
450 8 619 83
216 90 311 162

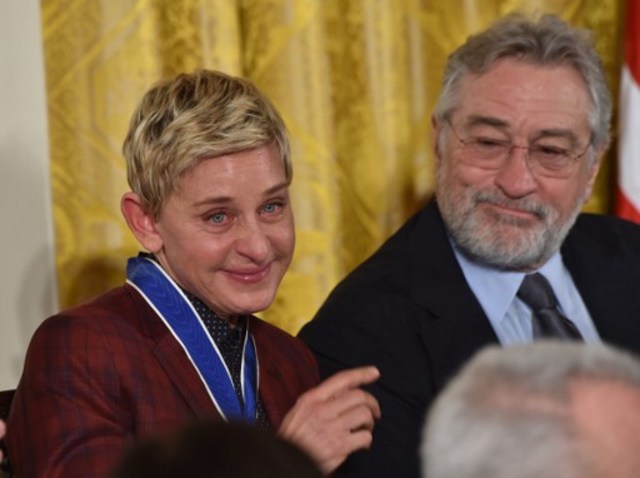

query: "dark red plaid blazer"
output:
6 284 319 477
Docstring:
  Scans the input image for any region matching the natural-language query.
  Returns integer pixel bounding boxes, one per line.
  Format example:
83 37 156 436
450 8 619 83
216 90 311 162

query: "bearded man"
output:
299 13 640 478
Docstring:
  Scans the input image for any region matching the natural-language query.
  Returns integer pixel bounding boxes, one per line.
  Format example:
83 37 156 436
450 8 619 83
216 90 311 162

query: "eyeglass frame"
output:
444 118 593 179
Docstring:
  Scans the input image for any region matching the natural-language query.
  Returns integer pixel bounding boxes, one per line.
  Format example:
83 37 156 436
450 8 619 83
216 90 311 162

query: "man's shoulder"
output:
574 212 640 231
303 202 452 327
327 202 443 298
300 203 446 343
567 213 640 252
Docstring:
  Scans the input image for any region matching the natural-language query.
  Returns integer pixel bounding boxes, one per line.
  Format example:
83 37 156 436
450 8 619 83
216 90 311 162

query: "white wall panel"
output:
0 0 58 389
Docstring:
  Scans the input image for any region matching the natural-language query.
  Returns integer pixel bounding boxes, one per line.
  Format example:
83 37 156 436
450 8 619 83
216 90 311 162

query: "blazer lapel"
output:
250 318 297 429
409 202 499 389
128 285 221 418
254 341 285 427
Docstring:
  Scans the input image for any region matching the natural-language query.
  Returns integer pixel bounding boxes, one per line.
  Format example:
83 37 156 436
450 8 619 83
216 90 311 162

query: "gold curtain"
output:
42 0 624 334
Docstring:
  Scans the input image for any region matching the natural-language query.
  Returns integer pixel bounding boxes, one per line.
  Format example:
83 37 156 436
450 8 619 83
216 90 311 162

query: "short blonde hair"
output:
123 69 291 218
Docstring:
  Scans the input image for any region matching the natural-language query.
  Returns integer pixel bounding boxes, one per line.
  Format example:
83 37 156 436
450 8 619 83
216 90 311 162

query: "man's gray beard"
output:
438 188 583 271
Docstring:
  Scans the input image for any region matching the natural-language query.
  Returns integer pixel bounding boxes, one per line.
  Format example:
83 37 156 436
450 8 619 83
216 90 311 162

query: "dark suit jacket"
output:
299 200 640 478
7 284 319 478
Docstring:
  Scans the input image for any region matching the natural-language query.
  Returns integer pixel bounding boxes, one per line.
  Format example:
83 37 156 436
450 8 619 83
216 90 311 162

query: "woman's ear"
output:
121 192 163 253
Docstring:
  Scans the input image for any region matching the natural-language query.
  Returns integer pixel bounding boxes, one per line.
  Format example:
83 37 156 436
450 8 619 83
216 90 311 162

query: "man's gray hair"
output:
433 13 612 154
421 342 640 478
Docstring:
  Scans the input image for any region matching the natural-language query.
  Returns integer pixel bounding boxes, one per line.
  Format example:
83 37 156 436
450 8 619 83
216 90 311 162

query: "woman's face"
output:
150 144 294 319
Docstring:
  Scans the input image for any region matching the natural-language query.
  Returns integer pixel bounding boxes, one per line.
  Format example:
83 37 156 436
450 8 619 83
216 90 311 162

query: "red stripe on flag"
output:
625 0 640 84
616 0 640 224
615 187 640 222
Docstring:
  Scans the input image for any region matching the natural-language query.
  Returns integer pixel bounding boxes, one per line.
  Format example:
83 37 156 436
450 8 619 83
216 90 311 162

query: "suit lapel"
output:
252 335 283 426
408 202 499 389
152 333 221 418
127 285 221 418
250 318 295 429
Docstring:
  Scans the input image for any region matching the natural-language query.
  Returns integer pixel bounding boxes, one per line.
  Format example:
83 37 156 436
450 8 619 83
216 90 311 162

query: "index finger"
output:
314 366 380 400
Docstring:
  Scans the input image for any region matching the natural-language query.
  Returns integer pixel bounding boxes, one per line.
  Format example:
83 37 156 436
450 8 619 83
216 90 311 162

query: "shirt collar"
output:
451 240 565 321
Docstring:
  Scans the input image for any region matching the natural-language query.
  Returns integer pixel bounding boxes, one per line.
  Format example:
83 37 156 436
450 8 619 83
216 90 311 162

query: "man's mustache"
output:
472 191 550 221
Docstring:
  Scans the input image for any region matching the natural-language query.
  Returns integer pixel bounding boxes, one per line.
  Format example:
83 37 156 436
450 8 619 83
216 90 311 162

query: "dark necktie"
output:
517 273 583 340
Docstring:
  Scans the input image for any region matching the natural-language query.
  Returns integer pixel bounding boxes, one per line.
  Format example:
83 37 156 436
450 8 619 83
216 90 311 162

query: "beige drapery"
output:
41 0 624 334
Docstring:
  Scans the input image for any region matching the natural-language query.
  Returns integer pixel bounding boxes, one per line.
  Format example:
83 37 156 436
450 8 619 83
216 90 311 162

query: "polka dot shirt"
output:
184 291 268 428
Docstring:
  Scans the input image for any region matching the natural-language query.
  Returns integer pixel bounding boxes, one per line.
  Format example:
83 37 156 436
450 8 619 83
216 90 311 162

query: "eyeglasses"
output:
446 120 591 179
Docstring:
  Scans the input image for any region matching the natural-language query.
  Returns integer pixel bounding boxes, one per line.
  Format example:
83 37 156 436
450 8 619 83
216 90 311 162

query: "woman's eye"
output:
208 212 227 224
263 203 281 214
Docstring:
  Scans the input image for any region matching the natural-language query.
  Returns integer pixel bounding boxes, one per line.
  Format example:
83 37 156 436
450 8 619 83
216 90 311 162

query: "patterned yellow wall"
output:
41 0 624 333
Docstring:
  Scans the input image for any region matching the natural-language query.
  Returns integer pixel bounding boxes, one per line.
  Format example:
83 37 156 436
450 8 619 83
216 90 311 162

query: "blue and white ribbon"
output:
127 255 258 422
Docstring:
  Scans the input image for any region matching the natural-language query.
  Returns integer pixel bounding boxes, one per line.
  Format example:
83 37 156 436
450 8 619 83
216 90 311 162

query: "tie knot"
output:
517 273 558 311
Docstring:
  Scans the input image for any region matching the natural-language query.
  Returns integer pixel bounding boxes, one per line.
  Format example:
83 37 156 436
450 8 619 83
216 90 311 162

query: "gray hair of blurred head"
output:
421 342 640 478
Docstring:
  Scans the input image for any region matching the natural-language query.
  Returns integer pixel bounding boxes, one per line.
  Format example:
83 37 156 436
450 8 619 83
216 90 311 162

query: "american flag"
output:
615 0 640 222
